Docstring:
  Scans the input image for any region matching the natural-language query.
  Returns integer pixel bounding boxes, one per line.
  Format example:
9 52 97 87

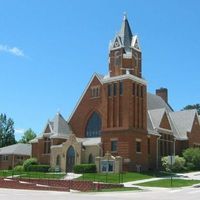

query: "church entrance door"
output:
66 146 75 172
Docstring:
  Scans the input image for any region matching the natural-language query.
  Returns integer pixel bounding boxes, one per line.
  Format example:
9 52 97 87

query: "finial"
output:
57 108 60 115
123 12 127 20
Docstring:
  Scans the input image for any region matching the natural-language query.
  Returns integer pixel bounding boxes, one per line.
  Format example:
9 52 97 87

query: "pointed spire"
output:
120 14 132 51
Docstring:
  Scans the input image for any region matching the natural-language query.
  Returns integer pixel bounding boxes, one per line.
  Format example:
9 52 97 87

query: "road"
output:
0 187 200 200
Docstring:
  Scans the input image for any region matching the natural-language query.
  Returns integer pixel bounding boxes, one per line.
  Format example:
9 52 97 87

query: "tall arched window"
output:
56 155 61 166
85 112 102 137
88 154 94 163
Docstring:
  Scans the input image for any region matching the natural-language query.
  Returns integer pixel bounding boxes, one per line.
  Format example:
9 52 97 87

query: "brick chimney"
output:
156 88 168 103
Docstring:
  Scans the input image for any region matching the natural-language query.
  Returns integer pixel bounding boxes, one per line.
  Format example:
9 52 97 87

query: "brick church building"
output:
31 15 200 172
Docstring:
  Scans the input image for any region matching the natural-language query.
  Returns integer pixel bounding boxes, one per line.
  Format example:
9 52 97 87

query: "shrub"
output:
28 165 50 172
161 156 185 172
172 156 186 172
14 165 24 172
23 158 38 171
183 148 200 170
73 164 96 173
186 162 195 171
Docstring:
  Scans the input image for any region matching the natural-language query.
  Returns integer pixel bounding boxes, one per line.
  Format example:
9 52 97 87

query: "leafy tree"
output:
18 128 36 143
0 113 16 148
182 104 200 115
183 148 200 170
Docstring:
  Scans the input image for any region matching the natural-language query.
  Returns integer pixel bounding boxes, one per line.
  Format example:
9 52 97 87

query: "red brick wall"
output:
0 178 123 192
109 48 141 78
188 115 200 147
69 76 103 138
0 155 30 170
32 139 50 165
102 129 150 171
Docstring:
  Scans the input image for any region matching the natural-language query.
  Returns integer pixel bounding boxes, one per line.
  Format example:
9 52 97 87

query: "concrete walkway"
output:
62 171 200 191
63 173 82 180
123 171 200 190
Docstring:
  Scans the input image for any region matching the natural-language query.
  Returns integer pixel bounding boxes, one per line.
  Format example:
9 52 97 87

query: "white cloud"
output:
15 128 25 141
0 44 25 57
14 128 25 135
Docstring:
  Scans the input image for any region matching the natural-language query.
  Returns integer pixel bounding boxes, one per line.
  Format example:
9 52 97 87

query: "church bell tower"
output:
109 14 142 78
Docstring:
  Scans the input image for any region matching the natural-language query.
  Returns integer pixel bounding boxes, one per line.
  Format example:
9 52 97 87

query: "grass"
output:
137 179 200 188
0 170 66 179
76 171 165 183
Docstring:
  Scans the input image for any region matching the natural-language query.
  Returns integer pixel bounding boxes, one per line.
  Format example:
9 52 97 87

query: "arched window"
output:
56 155 61 166
66 146 75 172
85 112 102 137
88 154 94 163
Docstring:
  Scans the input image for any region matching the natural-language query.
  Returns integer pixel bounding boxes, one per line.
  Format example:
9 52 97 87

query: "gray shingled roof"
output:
148 108 166 129
119 16 133 52
0 143 31 156
76 137 101 146
147 107 198 140
32 113 72 142
169 110 196 140
147 93 173 112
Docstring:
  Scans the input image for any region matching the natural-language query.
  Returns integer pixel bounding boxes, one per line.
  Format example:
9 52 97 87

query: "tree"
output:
0 113 16 148
182 104 200 115
183 148 200 170
18 128 36 143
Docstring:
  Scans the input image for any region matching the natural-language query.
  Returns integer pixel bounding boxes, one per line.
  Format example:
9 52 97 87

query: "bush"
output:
28 165 50 172
14 165 24 172
183 148 200 170
23 158 38 171
73 164 96 173
161 156 185 172
186 162 195 171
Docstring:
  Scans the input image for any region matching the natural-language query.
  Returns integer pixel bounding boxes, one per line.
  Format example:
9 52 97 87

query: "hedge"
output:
14 165 24 172
23 158 38 171
27 165 50 172
73 164 96 173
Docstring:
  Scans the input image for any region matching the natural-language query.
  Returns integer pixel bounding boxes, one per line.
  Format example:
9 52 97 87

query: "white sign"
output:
168 156 175 165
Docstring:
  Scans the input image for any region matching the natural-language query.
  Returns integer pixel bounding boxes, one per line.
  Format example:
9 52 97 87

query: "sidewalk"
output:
123 171 200 190
63 173 82 180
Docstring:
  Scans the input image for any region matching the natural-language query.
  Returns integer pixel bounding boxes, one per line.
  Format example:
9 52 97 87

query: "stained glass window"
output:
85 112 102 137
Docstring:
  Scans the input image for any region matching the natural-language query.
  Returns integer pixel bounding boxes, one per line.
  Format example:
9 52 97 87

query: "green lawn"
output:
0 170 66 179
0 170 14 177
137 179 200 188
76 172 158 183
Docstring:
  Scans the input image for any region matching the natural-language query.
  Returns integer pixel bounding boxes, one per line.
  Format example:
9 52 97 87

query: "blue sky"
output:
0 0 200 140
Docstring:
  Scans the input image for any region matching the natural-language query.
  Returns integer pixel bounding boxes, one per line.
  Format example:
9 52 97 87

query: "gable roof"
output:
68 73 103 122
169 109 197 140
0 143 31 156
30 112 72 143
148 108 166 129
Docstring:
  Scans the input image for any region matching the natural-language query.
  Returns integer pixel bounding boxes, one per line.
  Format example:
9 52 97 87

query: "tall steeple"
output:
119 14 133 52
109 14 142 77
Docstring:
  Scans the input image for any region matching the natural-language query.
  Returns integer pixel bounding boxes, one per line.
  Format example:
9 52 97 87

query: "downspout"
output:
173 138 176 156
12 154 15 169
156 135 161 169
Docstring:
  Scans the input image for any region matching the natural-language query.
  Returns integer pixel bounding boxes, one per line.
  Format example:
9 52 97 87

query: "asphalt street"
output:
0 187 200 200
